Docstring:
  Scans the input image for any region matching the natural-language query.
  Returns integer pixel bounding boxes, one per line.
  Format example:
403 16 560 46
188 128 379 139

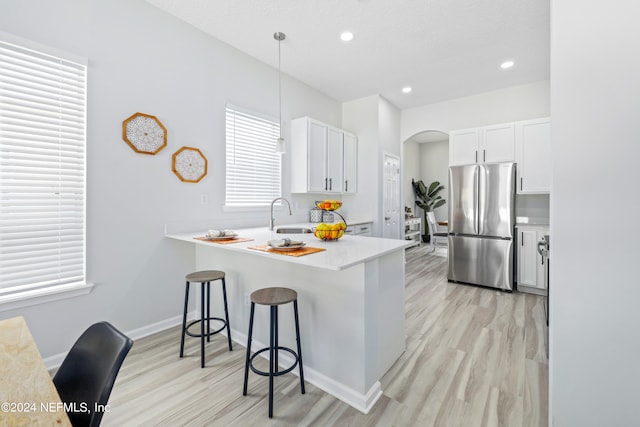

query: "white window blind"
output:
0 38 87 295
225 104 281 207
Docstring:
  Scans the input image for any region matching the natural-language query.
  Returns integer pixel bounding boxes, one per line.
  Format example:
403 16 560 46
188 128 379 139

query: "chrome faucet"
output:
269 197 292 230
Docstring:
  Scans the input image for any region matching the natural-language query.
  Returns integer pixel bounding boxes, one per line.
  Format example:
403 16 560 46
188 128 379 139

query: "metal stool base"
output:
179 276 233 368
243 298 305 418
249 347 299 377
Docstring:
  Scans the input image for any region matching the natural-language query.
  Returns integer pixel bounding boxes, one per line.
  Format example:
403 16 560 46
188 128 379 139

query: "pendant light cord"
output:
278 37 282 138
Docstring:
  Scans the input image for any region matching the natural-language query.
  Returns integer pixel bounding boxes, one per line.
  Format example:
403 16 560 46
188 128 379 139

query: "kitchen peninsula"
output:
166 227 411 413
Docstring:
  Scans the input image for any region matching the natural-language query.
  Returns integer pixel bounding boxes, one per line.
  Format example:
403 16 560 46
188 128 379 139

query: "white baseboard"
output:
45 311 197 371
516 284 548 296
46 314 382 413
230 328 381 414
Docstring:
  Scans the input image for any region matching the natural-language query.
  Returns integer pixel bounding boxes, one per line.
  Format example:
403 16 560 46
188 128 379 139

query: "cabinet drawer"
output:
355 224 371 234
345 222 372 236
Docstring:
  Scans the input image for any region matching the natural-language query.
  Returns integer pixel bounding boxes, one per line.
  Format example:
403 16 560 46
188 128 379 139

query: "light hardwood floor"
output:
104 245 548 426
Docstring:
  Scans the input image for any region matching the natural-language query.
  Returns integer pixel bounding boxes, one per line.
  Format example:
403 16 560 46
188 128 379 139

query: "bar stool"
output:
179 270 232 368
242 287 305 418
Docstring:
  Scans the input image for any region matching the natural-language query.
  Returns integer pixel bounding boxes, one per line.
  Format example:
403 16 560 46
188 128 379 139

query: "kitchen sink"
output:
275 227 313 234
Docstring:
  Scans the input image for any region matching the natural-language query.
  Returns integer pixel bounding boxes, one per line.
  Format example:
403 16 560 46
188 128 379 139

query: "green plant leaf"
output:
432 199 446 209
415 200 428 210
427 181 440 194
427 185 444 198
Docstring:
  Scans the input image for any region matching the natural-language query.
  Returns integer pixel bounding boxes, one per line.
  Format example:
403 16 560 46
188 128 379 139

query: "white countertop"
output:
515 216 550 226
166 226 410 271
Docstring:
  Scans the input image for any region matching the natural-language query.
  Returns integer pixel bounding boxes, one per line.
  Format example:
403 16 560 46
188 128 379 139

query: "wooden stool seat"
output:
180 270 232 368
186 270 225 282
251 287 297 306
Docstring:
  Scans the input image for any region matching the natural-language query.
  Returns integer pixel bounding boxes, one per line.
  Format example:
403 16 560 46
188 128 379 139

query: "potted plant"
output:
412 179 446 242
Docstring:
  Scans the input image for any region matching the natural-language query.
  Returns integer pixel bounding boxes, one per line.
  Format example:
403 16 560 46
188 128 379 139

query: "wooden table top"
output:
0 316 71 426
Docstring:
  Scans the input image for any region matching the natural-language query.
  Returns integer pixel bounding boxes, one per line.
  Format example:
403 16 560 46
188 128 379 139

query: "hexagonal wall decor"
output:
122 112 167 154
172 146 208 183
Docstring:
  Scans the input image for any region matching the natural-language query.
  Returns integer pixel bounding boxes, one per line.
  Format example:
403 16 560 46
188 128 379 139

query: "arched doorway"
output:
402 130 449 226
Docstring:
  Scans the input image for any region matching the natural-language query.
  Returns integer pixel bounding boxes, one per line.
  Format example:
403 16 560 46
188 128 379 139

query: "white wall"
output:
418 141 449 223
402 140 420 216
0 0 341 359
550 1 640 426
342 95 401 237
401 80 550 142
342 95 380 229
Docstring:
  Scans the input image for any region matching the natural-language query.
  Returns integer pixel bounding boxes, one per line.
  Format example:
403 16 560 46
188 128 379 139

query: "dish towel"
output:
206 229 235 238
268 238 304 248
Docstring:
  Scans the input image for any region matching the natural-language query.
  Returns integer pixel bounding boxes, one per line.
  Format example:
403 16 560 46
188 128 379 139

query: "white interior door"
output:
383 153 401 239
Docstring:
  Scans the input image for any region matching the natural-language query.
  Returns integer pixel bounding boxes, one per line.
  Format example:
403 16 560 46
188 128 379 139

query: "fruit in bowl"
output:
314 222 347 241
316 200 342 211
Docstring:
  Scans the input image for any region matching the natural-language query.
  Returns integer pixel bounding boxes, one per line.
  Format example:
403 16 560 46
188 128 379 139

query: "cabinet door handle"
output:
475 150 478 163
329 178 332 190
361 227 369 231
520 177 523 191
325 178 328 191
345 180 348 192
521 231 524 246
483 149 486 162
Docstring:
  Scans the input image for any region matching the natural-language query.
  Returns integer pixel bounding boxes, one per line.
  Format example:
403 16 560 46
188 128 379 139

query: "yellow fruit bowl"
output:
313 222 347 241
316 200 342 211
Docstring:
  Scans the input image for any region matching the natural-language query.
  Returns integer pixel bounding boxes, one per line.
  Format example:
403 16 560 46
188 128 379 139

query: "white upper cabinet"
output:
449 124 515 166
343 131 357 194
516 118 551 194
483 123 516 163
291 117 358 194
449 129 480 165
305 119 329 193
327 127 344 193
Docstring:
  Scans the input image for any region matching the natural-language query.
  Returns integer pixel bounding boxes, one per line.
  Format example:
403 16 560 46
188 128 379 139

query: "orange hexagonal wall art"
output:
122 112 167 154
172 146 208 183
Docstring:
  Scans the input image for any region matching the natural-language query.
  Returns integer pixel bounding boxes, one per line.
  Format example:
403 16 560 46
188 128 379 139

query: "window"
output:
225 104 281 207
0 36 88 303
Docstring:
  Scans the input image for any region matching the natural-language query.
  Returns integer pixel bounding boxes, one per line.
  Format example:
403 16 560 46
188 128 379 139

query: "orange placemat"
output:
194 236 254 244
247 245 326 257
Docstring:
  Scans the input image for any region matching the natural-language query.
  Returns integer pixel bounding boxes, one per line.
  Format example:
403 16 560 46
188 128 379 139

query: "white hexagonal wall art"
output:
172 146 208 183
122 112 167 155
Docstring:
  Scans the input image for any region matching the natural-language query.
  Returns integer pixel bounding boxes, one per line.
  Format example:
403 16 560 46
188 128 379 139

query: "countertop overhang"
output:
166 227 412 271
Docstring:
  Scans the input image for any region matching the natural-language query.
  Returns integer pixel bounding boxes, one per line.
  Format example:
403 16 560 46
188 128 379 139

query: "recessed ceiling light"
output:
501 60 515 69
402 86 413 94
340 32 354 42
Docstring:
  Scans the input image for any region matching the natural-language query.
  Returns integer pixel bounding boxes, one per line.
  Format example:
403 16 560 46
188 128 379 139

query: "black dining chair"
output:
53 322 133 427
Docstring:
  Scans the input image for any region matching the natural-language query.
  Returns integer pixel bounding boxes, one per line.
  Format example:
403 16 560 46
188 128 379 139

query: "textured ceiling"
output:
145 0 549 110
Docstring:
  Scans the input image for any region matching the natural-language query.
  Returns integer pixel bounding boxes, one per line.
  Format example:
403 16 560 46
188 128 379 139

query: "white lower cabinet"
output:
516 225 548 294
345 222 373 237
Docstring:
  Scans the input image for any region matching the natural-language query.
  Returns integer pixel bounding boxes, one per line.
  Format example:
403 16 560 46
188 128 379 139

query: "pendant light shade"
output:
274 32 286 154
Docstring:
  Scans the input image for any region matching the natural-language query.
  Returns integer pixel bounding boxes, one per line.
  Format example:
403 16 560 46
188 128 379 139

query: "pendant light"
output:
274 31 286 154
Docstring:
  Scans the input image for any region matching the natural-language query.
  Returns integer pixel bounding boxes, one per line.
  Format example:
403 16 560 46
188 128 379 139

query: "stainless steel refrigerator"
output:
447 162 516 291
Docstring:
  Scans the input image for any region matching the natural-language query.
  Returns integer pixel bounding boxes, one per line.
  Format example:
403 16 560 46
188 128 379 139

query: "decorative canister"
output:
322 211 334 222
309 207 323 223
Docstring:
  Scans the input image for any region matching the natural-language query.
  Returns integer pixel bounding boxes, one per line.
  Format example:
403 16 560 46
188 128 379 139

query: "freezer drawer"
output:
447 235 513 291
